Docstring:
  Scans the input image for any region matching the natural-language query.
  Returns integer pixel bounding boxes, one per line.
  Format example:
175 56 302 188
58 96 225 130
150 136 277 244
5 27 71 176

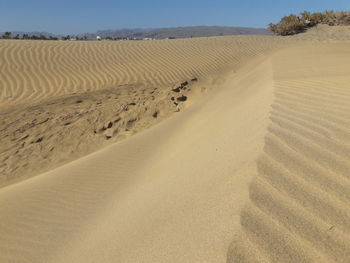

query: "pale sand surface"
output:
0 55 273 262
0 35 286 187
0 36 282 109
1 26 350 262
228 43 350 262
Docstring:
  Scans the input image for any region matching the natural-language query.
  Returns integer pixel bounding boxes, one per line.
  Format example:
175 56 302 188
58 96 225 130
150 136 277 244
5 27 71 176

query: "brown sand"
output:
1 26 350 262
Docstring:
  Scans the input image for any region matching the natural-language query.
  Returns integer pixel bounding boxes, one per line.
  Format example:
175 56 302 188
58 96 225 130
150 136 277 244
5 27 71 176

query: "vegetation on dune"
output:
269 10 350 36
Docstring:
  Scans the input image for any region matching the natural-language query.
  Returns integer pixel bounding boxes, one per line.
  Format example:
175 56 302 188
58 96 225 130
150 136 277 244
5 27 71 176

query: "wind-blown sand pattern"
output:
0 35 289 186
1 26 350 262
0 53 274 263
228 44 350 262
0 36 282 109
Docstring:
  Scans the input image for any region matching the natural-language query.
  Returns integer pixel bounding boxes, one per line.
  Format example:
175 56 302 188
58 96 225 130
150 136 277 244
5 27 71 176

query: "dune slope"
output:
0 36 287 186
0 54 273 262
228 43 350 262
1 32 350 262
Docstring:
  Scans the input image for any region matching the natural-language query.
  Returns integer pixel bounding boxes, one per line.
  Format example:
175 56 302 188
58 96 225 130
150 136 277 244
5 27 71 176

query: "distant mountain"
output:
141 26 271 39
2 26 271 40
88 26 271 39
94 28 151 38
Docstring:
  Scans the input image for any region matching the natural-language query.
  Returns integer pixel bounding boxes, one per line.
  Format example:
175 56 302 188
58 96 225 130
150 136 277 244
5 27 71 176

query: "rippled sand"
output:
1 25 350 263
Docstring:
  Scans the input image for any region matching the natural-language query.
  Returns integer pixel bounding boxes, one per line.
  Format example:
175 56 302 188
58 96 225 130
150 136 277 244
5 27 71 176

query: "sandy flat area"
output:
1 25 350 262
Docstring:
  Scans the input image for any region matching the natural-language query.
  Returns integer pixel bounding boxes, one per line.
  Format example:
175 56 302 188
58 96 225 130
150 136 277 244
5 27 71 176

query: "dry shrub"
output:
270 10 350 35
269 14 306 36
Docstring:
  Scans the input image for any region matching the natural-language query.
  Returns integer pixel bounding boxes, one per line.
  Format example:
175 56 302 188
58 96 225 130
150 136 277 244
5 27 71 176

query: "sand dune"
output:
1 27 350 262
0 53 274 262
0 35 288 187
294 24 350 41
0 78 202 186
228 43 350 262
0 36 282 109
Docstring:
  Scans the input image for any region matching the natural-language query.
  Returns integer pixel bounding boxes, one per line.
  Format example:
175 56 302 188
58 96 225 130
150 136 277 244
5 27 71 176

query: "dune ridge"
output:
0 54 274 263
228 43 350 262
0 35 288 187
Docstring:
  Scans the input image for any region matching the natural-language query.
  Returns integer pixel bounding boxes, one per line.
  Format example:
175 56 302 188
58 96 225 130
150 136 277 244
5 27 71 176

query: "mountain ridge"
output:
1 26 271 40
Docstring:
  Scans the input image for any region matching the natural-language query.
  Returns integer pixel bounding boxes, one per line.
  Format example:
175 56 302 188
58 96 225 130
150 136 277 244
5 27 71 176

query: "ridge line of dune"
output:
0 52 275 262
0 36 289 187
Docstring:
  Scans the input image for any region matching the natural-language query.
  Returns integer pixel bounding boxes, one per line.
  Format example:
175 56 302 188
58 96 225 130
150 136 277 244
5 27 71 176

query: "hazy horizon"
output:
1 0 349 34
0 25 270 36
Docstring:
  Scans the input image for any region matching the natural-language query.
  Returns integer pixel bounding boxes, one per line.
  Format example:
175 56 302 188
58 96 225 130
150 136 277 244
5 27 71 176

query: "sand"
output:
0 35 287 187
0 35 282 109
1 25 350 262
228 43 350 262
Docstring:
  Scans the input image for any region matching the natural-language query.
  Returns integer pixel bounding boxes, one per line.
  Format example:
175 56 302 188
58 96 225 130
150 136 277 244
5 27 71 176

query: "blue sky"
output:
0 0 349 34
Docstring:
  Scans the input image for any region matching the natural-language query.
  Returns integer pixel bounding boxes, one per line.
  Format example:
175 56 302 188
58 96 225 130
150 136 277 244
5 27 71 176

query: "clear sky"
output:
0 0 349 34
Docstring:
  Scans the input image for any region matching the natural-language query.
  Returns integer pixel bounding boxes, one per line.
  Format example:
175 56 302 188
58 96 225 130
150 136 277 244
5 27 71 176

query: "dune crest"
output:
0 35 287 187
0 54 274 262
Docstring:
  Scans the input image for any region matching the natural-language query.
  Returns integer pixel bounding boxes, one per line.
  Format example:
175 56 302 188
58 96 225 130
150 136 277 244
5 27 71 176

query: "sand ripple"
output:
228 44 350 263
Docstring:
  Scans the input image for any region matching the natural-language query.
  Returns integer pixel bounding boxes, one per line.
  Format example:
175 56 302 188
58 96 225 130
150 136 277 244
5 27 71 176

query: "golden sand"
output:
1 25 350 262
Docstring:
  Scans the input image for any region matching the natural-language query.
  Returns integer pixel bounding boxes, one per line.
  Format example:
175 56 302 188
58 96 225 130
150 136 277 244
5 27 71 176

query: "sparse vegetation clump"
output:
269 10 350 36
